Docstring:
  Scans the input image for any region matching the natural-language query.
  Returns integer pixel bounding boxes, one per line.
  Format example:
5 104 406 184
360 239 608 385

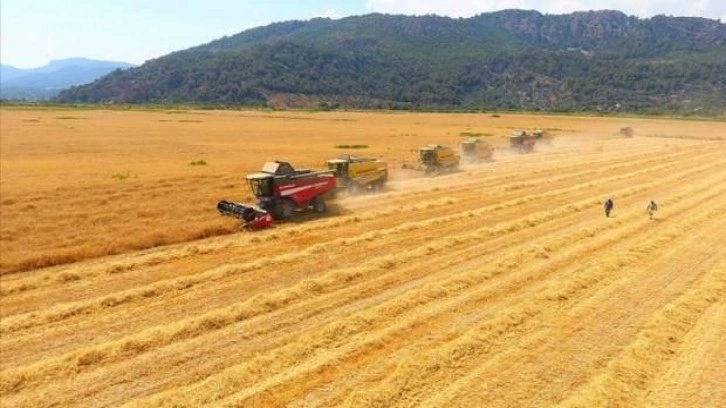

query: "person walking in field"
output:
647 200 658 220
603 198 614 218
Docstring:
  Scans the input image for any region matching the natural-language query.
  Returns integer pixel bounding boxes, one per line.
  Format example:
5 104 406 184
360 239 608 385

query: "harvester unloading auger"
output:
217 161 337 229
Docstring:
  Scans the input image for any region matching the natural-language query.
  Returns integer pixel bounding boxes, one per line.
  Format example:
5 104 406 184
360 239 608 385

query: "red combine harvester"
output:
217 161 337 229
509 131 536 153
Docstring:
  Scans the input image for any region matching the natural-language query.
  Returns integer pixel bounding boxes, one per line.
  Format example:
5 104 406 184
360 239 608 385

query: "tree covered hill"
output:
56 10 726 114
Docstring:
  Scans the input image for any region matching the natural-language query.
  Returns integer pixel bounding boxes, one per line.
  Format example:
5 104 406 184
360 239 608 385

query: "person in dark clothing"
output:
647 200 658 219
604 198 614 217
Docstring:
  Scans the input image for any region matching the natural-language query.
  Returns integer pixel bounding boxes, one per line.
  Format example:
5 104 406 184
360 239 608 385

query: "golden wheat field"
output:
1 107 725 407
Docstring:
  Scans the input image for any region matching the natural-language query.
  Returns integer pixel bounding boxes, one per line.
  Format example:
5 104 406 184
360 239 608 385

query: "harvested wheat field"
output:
1 107 725 407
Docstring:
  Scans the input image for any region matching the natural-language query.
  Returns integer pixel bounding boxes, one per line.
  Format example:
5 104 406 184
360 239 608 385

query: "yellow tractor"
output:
460 138 494 162
403 144 460 174
327 155 388 194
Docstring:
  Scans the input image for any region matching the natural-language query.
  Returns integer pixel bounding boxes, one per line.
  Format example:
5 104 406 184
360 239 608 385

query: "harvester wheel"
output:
312 198 327 213
278 199 295 220
349 182 360 195
372 180 384 193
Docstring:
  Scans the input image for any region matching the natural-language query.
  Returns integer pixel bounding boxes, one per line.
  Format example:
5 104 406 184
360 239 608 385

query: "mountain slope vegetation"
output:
56 11 726 114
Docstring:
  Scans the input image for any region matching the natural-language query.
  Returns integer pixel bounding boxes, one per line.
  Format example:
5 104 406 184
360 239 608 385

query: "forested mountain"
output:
56 11 726 114
1 58 135 100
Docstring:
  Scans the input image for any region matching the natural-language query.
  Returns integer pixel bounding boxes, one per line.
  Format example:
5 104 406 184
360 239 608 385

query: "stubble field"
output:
0 107 724 407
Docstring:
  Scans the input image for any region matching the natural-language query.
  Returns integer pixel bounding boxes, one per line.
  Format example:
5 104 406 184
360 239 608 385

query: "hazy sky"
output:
2 0 724 68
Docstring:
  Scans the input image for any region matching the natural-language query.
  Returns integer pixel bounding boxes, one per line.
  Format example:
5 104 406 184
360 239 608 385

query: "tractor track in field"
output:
1 134 724 408
1 147 718 367
0 144 708 313
129 171 726 408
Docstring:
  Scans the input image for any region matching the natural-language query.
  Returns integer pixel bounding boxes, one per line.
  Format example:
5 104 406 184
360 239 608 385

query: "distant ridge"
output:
56 11 726 114
1 58 135 100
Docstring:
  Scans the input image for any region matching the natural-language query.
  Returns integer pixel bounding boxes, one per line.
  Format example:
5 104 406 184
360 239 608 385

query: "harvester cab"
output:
217 161 336 229
245 161 298 214
246 161 304 200
326 158 349 179
419 147 436 167
247 174 274 197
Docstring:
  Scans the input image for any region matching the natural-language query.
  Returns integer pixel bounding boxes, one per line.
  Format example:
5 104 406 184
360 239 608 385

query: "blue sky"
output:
2 0 724 68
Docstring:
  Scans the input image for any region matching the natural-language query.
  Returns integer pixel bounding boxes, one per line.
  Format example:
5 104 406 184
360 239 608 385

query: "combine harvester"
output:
326 155 388 194
620 126 635 138
509 130 537 153
403 144 460 174
460 138 494 163
217 161 336 229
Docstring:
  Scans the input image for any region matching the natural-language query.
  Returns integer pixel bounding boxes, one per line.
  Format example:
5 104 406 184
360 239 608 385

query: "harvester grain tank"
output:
460 138 494 162
327 155 388 194
509 131 536 153
217 161 336 228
